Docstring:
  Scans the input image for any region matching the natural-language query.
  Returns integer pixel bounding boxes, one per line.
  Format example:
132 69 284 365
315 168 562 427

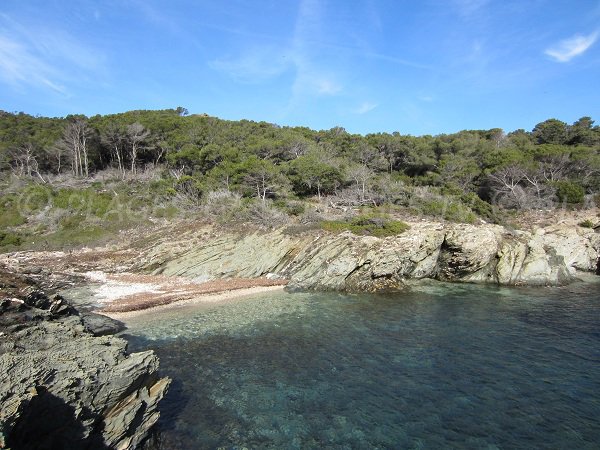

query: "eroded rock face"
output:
148 222 600 291
0 269 169 450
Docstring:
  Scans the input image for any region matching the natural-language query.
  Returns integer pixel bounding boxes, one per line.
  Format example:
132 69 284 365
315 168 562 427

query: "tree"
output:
101 123 127 177
366 133 402 173
568 116 599 146
488 164 555 209
59 119 92 177
438 154 479 192
529 144 570 183
45 142 65 174
351 142 387 171
8 143 45 181
488 165 528 209
126 122 150 174
175 106 189 116
347 164 375 203
532 119 568 145
287 155 343 200
235 157 287 202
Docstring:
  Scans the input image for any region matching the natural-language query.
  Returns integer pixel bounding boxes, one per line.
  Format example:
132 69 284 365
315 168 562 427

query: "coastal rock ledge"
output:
0 269 170 450
145 221 600 291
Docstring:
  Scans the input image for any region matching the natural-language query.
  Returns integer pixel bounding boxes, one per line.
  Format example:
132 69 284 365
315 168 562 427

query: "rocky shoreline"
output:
0 216 598 448
146 221 600 292
0 267 170 449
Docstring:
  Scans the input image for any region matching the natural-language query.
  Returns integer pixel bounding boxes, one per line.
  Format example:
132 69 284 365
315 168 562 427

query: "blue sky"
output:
1 0 599 135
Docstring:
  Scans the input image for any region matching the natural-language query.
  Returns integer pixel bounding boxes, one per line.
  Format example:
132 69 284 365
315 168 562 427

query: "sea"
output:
117 279 600 449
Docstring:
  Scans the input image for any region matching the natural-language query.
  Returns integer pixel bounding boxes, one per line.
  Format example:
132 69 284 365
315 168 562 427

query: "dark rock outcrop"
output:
0 267 169 449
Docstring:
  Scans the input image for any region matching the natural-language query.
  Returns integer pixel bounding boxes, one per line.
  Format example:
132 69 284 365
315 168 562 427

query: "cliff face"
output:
144 222 600 291
0 270 170 450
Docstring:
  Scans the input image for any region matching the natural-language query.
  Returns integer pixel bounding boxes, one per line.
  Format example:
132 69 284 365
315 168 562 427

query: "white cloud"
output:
353 102 378 114
545 31 598 62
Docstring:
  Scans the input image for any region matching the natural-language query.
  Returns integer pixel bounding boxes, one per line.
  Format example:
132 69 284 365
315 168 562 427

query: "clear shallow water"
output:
121 280 600 449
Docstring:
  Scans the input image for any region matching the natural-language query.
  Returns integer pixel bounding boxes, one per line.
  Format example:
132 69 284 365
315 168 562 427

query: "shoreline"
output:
99 285 287 320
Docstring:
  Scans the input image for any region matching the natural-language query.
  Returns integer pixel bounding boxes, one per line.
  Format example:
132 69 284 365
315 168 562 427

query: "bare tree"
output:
244 170 278 202
101 123 126 177
59 120 92 177
489 129 507 148
9 143 45 182
488 165 527 209
538 153 570 183
347 164 375 204
126 122 150 174
489 165 556 209
46 142 65 174
285 140 310 159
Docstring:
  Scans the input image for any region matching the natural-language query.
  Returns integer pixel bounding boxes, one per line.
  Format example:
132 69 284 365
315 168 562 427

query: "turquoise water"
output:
122 280 600 449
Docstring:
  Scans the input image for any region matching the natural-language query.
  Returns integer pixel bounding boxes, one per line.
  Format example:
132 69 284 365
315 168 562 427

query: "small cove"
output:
99 280 599 449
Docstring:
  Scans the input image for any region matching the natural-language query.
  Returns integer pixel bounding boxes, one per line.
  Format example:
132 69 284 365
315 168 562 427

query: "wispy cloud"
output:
210 0 345 104
453 0 491 18
288 0 345 105
209 47 291 83
315 78 342 95
0 14 106 95
0 35 66 94
545 31 598 62
353 101 378 114
418 95 435 103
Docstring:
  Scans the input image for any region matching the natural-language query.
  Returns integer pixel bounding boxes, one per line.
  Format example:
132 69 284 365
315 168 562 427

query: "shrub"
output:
243 201 290 228
59 214 85 230
153 205 179 219
555 181 585 204
461 192 498 222
0 230 23 247
414 198 477 223
203 189 243 220
0 202 26 228
321 213 409 237
578 219 595 228
19 185 52 213
273 200 306 216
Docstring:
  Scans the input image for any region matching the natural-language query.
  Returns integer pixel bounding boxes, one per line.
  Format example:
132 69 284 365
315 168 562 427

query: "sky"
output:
1 0 599 136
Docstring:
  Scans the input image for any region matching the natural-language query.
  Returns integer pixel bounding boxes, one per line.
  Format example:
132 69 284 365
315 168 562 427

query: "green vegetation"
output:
578 219 596 228
554 181 585 204
0 108 598 251
322 214 410 237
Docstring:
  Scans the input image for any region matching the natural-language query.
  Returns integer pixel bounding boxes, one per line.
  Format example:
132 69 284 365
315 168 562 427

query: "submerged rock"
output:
80 311 127 337
0 268 169 449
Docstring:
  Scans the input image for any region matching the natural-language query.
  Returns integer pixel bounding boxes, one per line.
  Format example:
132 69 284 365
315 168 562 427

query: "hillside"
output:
1 109 599 252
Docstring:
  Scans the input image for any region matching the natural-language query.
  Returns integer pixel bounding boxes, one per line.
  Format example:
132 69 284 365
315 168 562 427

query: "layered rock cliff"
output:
143 221 599 291
0 268 170 449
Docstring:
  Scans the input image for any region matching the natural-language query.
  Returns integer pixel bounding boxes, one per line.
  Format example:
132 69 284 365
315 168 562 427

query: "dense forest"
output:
1 108 599 249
